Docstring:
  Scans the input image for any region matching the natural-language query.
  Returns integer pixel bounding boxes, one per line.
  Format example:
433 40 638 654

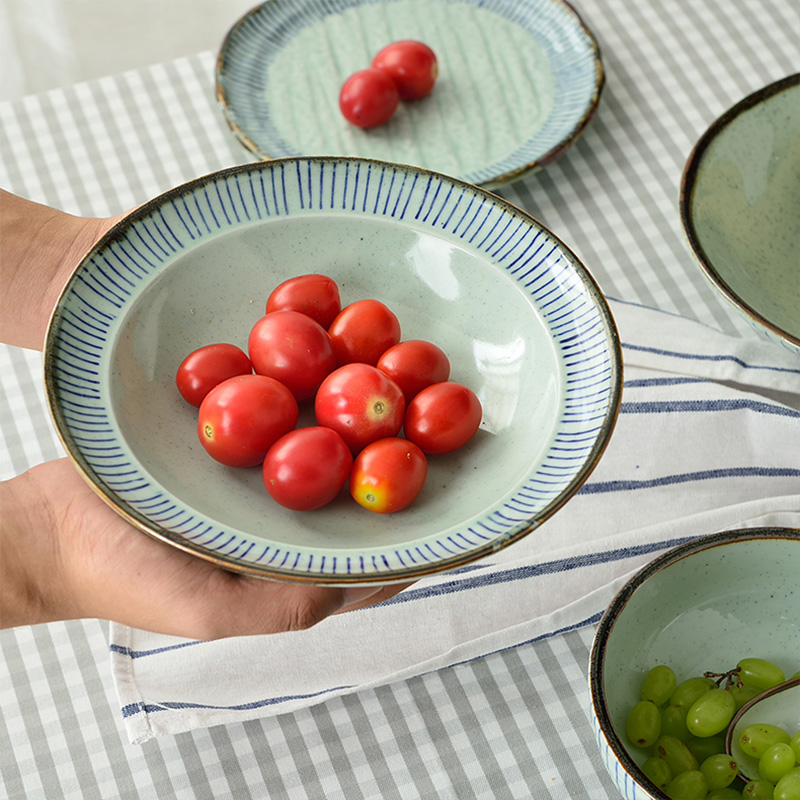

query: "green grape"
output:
623 654 797 800
700 753 738 789
740 724 792 758
672 676 717 710
790 731 800 763
775 767 800 800
642 755 672 790
727 683 761 711
686 688 736 738
656 734 700 776
743 779 777 798
665 769 708 799
627 700 661 748
662 704 691 740
738 658 786 691
759 743 797 785
687 734 726 764
642 665 678 706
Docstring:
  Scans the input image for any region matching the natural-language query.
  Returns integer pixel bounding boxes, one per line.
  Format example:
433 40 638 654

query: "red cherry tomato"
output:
404 381 482 455
266 273 341 330
198 374 298 468
350 438 428 513
175 343 252 407
328 298 401 366
248 310 336 402
339 68 399 129
376 339 451 403
263 427 353 511
371 40 438 100
314 363 405 452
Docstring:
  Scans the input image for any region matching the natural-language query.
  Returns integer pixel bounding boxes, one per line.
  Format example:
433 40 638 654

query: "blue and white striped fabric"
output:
109 296 800 743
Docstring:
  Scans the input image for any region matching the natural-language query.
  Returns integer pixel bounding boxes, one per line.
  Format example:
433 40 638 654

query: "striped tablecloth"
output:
1 0 798 797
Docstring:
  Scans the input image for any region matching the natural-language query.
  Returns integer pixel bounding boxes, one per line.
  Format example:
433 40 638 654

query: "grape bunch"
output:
623 657 800 799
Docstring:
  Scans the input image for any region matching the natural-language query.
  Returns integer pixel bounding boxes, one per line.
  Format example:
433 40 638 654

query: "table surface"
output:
1 1 798 798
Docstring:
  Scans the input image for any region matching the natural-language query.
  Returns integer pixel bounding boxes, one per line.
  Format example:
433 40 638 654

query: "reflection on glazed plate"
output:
44 157 621 585
680 73 800 356
216 0 604 189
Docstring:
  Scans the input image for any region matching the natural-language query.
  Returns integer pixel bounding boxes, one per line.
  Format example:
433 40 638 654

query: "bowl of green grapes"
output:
589 528 800 800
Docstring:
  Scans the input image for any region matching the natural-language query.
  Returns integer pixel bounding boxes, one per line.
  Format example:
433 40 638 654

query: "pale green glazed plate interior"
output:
681 74 800 352
111 214 560 549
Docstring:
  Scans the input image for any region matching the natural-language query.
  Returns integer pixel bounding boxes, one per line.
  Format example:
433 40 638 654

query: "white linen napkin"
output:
109 298 800 743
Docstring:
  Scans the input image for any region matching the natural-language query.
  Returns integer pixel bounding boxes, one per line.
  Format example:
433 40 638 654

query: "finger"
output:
182 576 415 641
169 572 343 640
337 582 415 613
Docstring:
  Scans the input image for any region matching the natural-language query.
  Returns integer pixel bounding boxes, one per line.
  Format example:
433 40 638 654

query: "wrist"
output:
0 472 69 629
0 190 121 351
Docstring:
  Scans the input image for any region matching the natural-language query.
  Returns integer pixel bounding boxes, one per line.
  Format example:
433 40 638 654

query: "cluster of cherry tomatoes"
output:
339 40 438 129
175 273 482 514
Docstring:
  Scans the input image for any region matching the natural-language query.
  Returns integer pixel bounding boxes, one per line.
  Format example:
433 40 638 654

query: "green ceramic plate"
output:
44 157 621 586
216 0 604 189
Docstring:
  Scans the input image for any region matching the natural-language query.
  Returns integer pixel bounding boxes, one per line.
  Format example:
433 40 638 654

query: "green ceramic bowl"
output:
589 528 800 800
680 73 800 356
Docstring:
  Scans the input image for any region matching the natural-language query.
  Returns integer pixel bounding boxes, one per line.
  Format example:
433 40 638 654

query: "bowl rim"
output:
678 72 800 350
588 526 800 799
214 0 605 190
43 155 623 585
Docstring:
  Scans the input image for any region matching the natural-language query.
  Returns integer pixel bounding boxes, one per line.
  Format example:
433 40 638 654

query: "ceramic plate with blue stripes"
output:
216 0 603 189
44 157 621 584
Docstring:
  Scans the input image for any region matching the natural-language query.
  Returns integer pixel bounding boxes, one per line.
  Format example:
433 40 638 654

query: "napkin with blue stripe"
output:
109 298 800 743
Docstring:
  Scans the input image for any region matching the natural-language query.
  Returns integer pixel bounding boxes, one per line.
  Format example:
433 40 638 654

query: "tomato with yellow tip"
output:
349 438 427 513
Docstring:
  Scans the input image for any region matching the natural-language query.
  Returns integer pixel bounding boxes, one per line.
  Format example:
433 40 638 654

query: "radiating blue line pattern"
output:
46 158 620 580
216 0 602 188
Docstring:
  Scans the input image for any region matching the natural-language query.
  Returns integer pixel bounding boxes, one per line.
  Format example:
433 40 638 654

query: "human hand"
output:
0 191 411 636
1 459 407 638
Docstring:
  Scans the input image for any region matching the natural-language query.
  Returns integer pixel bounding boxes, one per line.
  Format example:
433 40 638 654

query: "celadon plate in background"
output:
216 0 604 190
44 157 621 585
680 73 800 356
